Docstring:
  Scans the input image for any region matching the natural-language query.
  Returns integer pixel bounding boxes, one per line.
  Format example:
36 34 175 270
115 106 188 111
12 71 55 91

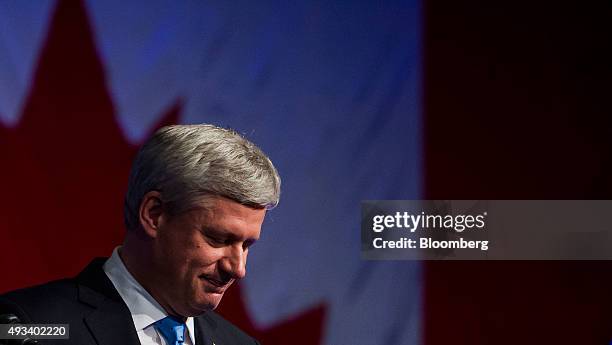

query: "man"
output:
0 124 281 345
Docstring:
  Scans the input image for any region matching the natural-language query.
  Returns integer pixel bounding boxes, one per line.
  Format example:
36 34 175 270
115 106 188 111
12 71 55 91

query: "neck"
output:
120 232 182 317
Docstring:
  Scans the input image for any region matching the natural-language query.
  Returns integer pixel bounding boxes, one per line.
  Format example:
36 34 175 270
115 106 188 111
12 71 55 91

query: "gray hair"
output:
124 124 280 231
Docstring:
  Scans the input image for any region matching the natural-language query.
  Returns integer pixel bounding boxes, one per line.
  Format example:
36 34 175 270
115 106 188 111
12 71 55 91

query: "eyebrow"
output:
202 226 259 243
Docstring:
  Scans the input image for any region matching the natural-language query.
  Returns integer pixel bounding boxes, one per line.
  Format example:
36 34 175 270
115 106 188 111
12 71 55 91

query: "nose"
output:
221 244 247 280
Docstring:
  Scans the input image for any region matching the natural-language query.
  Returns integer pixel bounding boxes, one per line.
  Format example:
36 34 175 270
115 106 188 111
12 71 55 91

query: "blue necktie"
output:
154 316 186 345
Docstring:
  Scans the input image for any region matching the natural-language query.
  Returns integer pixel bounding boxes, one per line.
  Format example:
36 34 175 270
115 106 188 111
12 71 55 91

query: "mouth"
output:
199 275 232 294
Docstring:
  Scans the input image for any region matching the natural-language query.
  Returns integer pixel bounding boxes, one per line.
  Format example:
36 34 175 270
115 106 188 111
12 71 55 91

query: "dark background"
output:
425 1 612 344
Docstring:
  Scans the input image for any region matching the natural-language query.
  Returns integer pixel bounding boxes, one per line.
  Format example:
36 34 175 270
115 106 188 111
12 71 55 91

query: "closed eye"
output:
240 239 252 250
205 233 226 247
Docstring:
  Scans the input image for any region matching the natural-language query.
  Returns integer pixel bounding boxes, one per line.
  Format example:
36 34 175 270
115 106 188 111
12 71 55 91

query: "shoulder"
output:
198 310 260 345
0 279 79 323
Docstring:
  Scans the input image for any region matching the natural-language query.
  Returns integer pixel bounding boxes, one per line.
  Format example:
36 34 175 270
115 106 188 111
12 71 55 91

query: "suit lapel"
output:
195 312 217 345
76 258 141 345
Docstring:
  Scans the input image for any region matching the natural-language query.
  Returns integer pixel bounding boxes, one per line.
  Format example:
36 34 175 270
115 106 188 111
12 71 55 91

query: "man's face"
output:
151 196 266 316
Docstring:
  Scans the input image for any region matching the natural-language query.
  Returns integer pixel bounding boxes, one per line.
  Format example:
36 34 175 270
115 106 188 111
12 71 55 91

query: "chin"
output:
191 295 223 314
204 295 224 311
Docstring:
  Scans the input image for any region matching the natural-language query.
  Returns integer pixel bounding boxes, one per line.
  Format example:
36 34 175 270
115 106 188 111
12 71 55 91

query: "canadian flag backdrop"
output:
0 1 611 345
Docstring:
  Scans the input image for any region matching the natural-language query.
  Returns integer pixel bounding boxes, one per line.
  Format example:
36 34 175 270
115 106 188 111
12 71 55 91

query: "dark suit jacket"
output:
0 258 260 345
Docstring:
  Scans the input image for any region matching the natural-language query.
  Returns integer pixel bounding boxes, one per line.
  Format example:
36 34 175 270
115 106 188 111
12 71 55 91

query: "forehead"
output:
190 196 266 237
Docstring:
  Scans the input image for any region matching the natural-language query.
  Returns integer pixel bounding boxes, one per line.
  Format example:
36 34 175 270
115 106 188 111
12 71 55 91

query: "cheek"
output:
186 244 224 271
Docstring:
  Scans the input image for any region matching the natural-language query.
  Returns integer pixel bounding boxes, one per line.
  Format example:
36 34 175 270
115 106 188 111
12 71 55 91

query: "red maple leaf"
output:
0 1 325 343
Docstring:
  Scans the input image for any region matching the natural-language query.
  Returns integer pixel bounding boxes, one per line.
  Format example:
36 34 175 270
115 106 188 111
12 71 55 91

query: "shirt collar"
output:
103 246 196 344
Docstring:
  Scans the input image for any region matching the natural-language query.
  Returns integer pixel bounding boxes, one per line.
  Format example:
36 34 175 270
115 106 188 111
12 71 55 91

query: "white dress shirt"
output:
103 246 196 345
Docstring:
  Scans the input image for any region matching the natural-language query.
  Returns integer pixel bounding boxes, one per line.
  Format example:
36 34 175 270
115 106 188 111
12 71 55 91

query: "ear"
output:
138 190 165 238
